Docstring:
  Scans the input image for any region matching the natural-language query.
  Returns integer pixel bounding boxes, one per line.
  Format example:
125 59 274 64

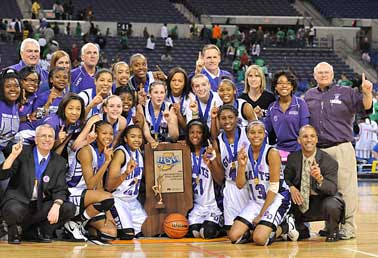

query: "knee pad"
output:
202 221 220 239
188 224 202 238
231 230 251 244
93 198 114 212
118 228 135 240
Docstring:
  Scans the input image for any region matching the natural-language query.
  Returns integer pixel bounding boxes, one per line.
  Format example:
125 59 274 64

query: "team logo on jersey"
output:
273 115 278 122
157 152 179 170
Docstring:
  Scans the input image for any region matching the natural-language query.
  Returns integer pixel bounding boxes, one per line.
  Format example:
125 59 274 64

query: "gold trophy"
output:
152 170 165 209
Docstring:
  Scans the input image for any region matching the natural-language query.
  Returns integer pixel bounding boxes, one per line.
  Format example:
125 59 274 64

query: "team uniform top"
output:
144 99 171 142
70 65 96 93
112 145 144 200
66 143 102 193
244 144 291 204
78 88 112 119
232 98 250 128
129 71 155 93
0 100 19 151
166 94 190 139
33 90 67 117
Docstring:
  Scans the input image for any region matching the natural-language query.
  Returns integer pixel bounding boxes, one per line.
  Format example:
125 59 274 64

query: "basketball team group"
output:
0 37 373 245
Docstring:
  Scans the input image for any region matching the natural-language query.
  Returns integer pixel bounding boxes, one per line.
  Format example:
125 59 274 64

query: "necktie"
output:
37 158 46 210
299 159 311 213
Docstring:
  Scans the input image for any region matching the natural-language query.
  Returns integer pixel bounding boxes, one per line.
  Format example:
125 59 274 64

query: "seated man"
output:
0 124 75 244
284 125 344 242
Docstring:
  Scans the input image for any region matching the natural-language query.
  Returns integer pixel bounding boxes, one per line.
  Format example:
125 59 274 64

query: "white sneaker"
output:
286 215 299 241
64 221 88 242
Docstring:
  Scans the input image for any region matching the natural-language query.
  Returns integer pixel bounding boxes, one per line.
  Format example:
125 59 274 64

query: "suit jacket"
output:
0 146 69 206
284 148 338 197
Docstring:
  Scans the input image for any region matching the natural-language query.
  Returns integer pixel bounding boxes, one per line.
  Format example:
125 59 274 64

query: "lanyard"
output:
148 100 165 134
92 142 105 172
125 145 141 177
248 141 266 181
192 147 205 178
170 94 185 114
126 110 133 126
222 127 240 163
33 147 50 181
196 91 213 122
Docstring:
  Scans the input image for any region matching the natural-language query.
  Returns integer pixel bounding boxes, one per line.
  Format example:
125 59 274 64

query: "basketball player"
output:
106 125 147 239
228 121 298 245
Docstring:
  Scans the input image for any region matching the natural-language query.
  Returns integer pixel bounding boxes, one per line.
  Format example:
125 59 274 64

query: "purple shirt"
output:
18 93 38 131
189 68 234 92
304 84 368 148
0 101 19 150
9 60 49 93
264 96 310 152
33 90 64 116
70 65 96 93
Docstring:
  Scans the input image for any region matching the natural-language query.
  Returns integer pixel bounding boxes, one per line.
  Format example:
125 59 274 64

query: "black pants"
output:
2 199 75 236
291 193 344 236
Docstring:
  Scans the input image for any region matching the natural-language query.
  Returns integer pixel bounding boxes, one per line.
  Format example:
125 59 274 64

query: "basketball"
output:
163 213 189 239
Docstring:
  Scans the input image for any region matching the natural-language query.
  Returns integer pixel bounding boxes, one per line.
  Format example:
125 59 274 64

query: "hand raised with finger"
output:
104 146 114 162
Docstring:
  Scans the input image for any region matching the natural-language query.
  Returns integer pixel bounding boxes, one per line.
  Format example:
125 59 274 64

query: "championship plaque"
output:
142 143 193 237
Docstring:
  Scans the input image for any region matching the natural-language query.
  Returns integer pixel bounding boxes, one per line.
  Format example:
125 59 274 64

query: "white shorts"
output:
223 181 250 227
237 192 291 230
188 203 222 226
111 197 147 234
68 188 86 216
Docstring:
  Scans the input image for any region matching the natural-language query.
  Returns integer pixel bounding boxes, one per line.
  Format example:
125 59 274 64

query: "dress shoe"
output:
325 232 339 242
318 229 328 237
7 225 21 244
36 227 52 243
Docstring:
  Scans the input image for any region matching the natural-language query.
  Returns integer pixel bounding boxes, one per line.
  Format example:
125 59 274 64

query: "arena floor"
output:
0 181 377 258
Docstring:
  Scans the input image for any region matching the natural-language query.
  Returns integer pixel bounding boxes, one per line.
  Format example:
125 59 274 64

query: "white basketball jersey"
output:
112 145 144 200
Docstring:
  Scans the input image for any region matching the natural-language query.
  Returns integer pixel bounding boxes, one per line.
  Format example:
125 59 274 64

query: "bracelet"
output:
54 200 63 206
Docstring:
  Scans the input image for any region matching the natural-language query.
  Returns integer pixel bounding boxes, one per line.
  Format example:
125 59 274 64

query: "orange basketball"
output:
163 213 189 239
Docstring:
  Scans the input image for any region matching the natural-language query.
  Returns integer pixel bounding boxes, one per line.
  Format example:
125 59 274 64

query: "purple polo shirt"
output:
264 96 310 152
304 84 368 148
9 60 49 92
189 68 234 92
70 65 96 93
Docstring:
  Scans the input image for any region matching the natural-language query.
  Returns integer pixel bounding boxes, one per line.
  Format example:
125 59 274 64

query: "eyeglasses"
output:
23 78 39 84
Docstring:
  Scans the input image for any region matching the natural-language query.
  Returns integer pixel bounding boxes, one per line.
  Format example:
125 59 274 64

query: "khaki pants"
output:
322 142 357 234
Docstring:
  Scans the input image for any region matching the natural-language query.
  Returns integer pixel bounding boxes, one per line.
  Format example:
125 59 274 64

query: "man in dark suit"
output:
0 124 75 244
284 125 344 242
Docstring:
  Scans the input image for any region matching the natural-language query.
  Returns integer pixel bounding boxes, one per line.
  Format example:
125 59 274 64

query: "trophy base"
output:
155 202 165 209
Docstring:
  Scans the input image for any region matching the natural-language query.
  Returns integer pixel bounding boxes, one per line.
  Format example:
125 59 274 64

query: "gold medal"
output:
196 176 200 185
134 178 139 185
154 133 158 140
254 177 259 185
231 161 236 169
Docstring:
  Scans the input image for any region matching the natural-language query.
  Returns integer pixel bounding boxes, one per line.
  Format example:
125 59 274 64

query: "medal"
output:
149 100 165 140
192 147 205 186
231 161 236 169
134 178 139 185
248 140 267 186
196 176 200 185
222 128 240 180
154 133 158 140
196 91 213 122
254 177 259 185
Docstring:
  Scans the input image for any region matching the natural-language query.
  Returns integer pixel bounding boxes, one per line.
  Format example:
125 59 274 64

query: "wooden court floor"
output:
0 181 377 258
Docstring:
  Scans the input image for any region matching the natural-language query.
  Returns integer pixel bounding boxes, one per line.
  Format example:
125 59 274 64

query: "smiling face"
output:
218 82 235 104
203 48 221 73
95 72 113 96
50 69 69 90
275 75 293 97
170 72 185 97
114 63 130 86
150 84 166 106
3 78 21 102
219 109 237 133
314 63 334 89
22 72 39 94
35 126 55 154
21 42 40 66
64 99 82 124
192 77 210 101
247 123 266 148
298 126 318 156
96 123 114 148
247 69 262 92
119 92 134 113
124 127 143 151
188 124 204 147
103 97 123 120
131 57 147 79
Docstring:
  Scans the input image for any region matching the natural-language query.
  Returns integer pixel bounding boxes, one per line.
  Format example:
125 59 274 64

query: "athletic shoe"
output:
286 214 299 241
339 228 355 240
64 221 87 242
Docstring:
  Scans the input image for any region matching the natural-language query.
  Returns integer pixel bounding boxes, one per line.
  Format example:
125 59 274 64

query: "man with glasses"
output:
70 43 99 93
304 62 373 240
0 124 75 244
9 38 49 92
